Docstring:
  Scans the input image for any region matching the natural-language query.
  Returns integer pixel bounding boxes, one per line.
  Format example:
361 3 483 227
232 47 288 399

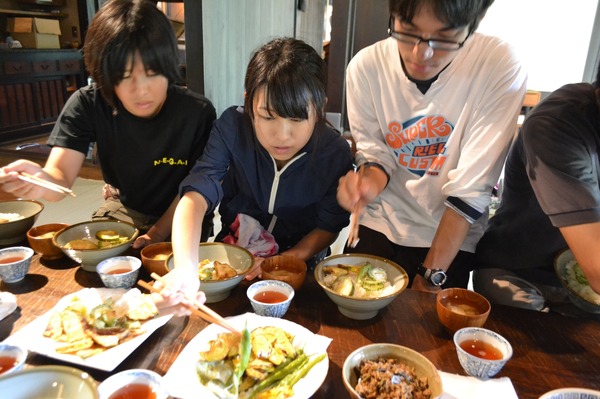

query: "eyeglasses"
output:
387 17 469 51
388 29 468 51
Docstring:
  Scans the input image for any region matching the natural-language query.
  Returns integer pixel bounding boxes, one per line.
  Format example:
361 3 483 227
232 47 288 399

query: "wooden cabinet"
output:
0 49 85 142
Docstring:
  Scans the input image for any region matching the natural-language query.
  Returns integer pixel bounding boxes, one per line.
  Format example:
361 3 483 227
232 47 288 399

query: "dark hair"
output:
243 37 327 122
389 0 495 32
596 57 600 88
83 0 180 108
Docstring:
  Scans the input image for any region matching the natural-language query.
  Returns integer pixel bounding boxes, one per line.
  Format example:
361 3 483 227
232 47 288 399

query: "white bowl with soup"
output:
315 253 409 320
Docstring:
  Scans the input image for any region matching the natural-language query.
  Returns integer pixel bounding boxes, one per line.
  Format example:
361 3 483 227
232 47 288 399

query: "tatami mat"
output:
34 178 104 226
31 177 350 254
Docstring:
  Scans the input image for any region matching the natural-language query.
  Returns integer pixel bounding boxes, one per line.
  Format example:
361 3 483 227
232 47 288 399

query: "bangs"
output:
391 0 493 30
102 17 179 88
263 76 314 120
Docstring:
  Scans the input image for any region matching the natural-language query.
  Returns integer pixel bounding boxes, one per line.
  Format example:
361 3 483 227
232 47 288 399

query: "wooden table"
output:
1 252 599 399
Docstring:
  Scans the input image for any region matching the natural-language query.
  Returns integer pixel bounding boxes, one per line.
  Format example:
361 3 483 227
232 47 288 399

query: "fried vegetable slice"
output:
215 261 237 279
95 230 120 241
66 239 98 250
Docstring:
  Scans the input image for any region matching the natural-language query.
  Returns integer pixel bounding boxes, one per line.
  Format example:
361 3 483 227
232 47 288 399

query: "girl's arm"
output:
153 191 209 312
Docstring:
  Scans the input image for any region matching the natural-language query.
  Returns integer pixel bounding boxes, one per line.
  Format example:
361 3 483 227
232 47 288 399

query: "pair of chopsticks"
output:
17 172 76 197
347 167 364 248
138 272 242 336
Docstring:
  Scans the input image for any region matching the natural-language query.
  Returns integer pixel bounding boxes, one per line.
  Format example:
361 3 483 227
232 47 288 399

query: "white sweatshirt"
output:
346 33 527 252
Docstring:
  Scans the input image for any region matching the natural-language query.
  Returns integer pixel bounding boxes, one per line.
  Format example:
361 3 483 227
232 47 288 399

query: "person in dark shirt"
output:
159 37 353 302
0 0 216 248
474 53 600 311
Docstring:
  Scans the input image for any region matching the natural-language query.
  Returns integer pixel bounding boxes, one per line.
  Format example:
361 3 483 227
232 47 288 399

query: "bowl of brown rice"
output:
342 343 443 399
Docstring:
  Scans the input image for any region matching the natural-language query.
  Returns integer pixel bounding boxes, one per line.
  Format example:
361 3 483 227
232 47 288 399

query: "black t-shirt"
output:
476 83 600 277
48 84 216 217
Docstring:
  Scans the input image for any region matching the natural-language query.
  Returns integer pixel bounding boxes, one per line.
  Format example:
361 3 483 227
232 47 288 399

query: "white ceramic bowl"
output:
0 344 27 376
539 387 600 399
453 327 513 379
98 368 168 399
554 249 600 314
342 343 443 399
166 242 254 303
0 365 98 399
247 280 294 318
53 220 139 272
314 253 409 320
97 256 141 289
0 246 34 283
0 200 44 245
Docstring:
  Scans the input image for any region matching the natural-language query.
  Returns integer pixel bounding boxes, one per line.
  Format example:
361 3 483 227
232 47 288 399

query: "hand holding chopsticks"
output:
17 172 76 197
347 167 364 248
138 273 242 336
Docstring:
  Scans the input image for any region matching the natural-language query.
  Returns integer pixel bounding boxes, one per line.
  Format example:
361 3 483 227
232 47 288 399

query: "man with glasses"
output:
336 0 527 291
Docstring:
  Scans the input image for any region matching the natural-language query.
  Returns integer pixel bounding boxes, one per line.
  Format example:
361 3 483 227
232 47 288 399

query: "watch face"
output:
430 270 447 286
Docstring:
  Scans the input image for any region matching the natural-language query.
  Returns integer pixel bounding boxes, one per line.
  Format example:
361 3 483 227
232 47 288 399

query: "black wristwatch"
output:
417 264 447 287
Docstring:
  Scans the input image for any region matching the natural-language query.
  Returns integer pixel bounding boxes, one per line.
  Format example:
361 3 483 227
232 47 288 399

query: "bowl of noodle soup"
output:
554 249 600 314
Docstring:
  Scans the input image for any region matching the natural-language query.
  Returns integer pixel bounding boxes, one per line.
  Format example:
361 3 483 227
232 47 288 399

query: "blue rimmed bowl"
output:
247 280 294 318
0 246 34 283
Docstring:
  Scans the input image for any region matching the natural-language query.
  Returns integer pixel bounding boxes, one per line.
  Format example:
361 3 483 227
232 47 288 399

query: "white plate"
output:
4 288 172 372
163 312 331 399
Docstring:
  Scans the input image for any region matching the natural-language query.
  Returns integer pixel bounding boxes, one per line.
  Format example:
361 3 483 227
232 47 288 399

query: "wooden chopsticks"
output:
17 172 76 197
347 167 364 248
138 273 241 336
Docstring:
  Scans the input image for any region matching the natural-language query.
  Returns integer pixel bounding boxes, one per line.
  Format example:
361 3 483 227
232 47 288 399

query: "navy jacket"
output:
180 106 353 251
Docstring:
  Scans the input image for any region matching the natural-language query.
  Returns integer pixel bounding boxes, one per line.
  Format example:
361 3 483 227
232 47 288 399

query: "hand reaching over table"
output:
244 256 265 281
150 266 205 317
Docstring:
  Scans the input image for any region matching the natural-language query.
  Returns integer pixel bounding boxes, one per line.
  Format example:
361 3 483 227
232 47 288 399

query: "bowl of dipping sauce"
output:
98 368 168 399
436 287 491 333
97 256 141 289
0 246 34 283
453 327 513 379
0 344 26 376
247 280 294 318
260 255 307 290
